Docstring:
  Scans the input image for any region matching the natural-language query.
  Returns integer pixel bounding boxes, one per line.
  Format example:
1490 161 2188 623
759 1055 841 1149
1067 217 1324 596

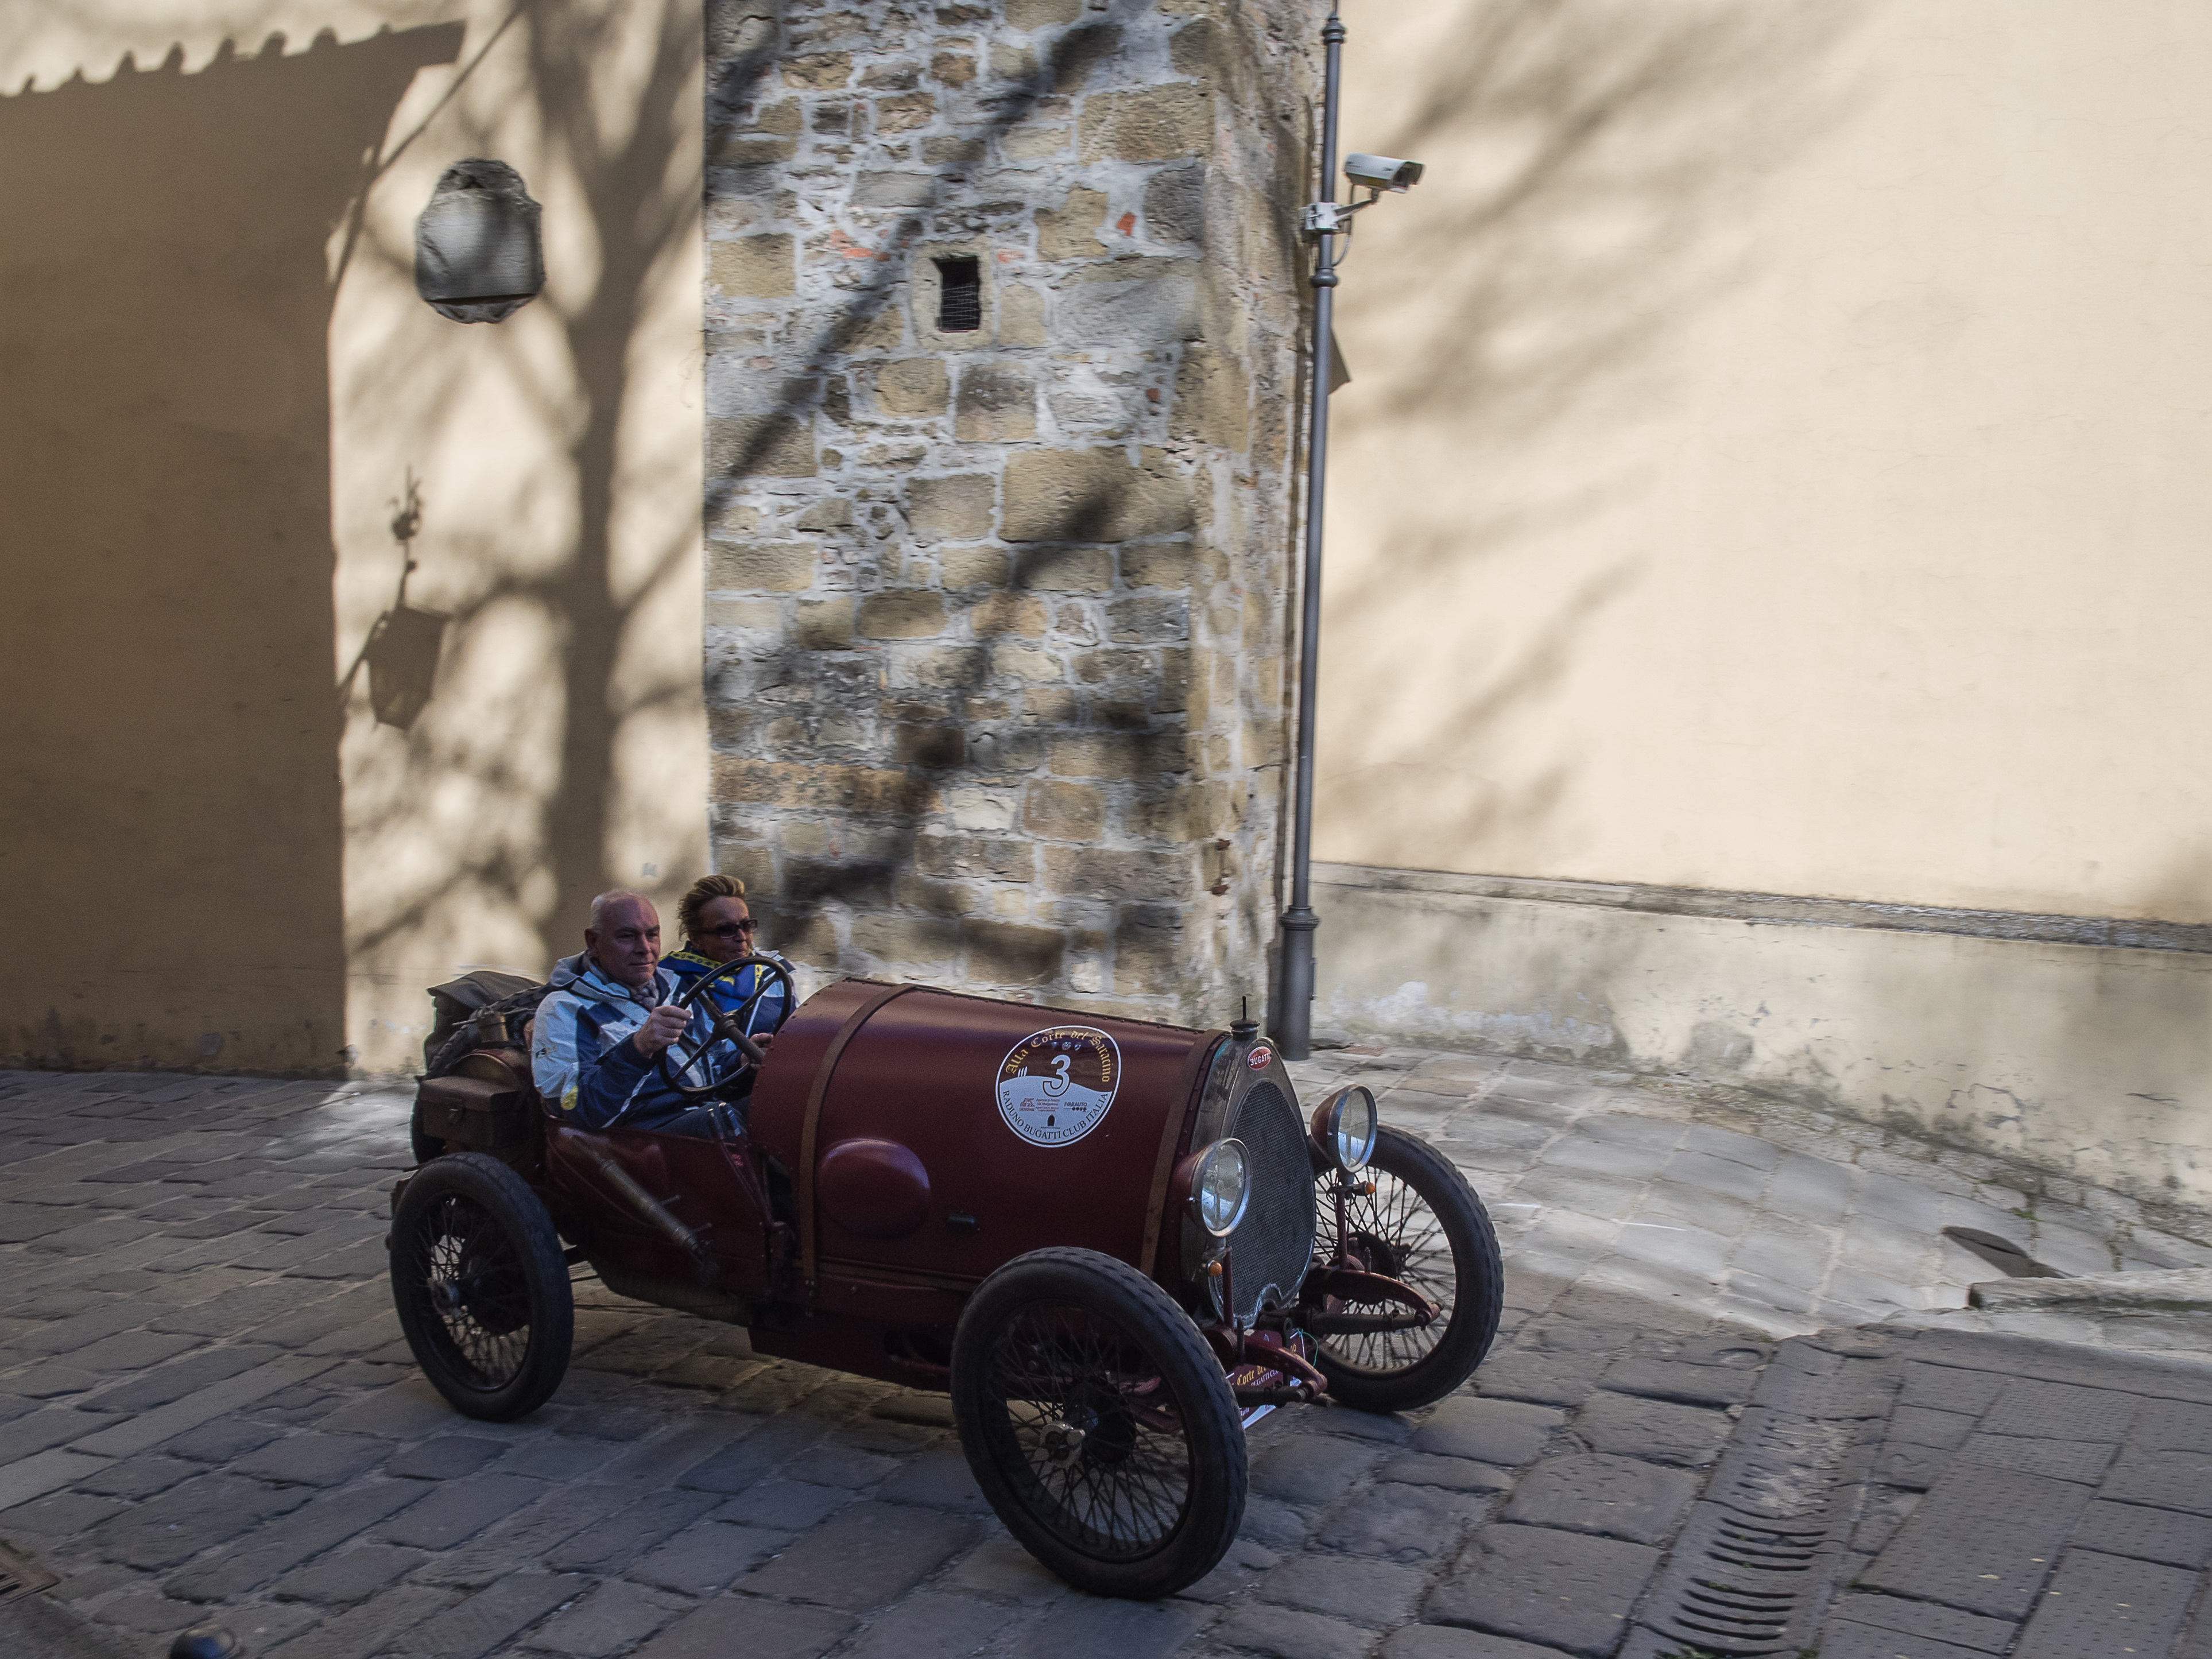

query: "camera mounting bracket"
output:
1300 194 1379 237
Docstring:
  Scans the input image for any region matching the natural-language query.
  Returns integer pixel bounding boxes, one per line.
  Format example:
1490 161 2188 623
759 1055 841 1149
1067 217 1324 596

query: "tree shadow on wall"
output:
319 0 1159 1010
1319 0 1868 865
319 2 1296 1029
331 0 710 992
0 25 463 1074
680 5 1306 1015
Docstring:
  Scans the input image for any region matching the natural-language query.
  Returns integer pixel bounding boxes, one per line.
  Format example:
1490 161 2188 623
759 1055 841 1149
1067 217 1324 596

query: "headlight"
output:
1190 1138 1252 1237
1310 1085 1378 1172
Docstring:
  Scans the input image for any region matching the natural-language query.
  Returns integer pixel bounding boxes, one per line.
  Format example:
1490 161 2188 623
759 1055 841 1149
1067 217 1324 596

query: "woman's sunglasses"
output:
696 919 758 940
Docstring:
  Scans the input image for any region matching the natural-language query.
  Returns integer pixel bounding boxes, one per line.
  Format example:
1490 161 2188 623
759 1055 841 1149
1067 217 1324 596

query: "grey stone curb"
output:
1971 1266 2212 1311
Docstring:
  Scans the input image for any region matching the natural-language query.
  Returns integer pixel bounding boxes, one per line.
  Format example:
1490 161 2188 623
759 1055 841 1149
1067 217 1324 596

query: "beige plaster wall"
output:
1320 0 2212 925
1 0 706 1076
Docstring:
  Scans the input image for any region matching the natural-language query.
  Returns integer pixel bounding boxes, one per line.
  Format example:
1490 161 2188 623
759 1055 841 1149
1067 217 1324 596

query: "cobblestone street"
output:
1 1053 2210 1658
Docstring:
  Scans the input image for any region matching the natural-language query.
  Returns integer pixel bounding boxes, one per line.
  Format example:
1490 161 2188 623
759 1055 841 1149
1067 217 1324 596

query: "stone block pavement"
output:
0 1049 2209 1657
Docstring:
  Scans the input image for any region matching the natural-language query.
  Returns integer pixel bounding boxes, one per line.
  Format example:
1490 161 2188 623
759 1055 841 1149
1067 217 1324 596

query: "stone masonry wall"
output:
701 0 1315 1024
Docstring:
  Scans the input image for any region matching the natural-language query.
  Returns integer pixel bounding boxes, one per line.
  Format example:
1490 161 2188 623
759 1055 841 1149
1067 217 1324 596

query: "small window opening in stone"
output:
935 256 982 332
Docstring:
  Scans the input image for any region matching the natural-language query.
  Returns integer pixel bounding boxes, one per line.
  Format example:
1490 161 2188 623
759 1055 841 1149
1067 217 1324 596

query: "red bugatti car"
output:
392 960 1501 1598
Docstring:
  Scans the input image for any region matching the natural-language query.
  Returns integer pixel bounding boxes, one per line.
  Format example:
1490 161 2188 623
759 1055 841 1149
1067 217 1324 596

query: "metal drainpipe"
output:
1273 3 1346 1062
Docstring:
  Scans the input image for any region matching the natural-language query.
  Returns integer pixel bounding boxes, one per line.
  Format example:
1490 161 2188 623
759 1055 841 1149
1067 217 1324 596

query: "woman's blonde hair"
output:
677 873 747 945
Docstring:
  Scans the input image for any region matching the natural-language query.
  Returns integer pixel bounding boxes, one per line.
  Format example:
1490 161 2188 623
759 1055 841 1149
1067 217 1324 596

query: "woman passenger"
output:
661 874 793 1060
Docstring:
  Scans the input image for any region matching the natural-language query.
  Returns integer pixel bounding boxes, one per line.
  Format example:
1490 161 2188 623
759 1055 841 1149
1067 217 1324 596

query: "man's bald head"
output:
588 887 652 928
585 889 661 989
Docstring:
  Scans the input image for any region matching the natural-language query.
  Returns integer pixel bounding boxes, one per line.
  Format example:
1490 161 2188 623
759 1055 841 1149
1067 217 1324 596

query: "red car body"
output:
398 970 1497 1598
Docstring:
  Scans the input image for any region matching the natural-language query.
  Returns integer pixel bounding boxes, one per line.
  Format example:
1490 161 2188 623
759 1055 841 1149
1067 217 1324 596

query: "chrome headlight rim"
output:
1311 1084 1379 1172
1190 1137 1252 1238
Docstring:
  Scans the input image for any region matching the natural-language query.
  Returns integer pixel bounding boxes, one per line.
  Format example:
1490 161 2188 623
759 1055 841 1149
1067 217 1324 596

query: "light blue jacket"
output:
529 953 716 1131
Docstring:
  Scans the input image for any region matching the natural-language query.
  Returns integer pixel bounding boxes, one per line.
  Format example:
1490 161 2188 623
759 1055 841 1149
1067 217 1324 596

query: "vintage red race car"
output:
390 960 1502 1598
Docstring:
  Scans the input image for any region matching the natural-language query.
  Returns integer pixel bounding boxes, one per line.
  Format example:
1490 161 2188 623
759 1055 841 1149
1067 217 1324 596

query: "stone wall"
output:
701 0 1314 1024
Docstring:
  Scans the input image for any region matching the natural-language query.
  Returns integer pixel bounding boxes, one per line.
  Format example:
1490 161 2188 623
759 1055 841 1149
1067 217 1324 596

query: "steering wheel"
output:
657 953 798 1100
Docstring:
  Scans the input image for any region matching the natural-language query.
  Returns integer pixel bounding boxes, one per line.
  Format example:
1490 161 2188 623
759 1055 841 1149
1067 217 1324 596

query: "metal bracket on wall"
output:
1207 838 1233 897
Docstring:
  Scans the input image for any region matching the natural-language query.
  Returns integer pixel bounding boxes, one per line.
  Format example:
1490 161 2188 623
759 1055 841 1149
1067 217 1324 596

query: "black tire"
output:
1311 1124 1502 1413
390 1152 572 1421
951 1247 1245 1599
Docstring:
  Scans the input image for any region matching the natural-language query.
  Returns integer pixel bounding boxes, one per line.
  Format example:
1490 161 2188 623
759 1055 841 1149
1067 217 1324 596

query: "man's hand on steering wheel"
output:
630 1004 690 1056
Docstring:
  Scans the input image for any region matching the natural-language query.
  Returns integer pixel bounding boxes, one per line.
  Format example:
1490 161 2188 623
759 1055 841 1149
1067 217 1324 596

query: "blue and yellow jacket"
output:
659 948 793 1045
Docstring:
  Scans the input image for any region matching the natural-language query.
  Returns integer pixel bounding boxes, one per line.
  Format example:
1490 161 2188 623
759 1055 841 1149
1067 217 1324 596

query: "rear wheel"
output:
1311 1125 1502 1413
390 1153 572 1420
951 1247 1244 1599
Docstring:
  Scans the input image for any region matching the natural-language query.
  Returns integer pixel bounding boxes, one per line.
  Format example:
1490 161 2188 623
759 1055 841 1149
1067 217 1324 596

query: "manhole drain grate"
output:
1662 1510 1831 1653
1632 1340 1899 1656
0 1542 57 1604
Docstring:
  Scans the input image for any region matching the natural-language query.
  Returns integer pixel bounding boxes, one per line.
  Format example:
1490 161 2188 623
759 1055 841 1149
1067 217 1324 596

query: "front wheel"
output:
390 1153 572 1421
951 1247 1245 1599
1311 1124 1502 1413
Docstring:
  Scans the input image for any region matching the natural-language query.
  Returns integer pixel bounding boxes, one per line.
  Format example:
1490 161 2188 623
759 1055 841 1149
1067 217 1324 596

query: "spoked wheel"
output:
951 1247 1244 1599
390 1153 572 1421
1311 1124 1502 1413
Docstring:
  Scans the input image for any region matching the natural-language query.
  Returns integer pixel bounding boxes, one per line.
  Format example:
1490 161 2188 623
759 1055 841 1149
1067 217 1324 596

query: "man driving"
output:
532 889 742 1134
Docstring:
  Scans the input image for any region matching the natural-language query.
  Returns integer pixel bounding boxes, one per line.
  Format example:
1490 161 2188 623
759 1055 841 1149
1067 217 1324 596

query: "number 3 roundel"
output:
995 1026 1121 1148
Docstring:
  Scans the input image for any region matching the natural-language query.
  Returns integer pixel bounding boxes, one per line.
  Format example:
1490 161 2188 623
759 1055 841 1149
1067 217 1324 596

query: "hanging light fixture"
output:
414 159 544 324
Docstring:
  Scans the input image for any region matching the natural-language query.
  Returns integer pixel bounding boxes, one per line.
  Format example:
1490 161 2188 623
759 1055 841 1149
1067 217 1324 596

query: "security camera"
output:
1343 153 1424 193
1301 152 1428 236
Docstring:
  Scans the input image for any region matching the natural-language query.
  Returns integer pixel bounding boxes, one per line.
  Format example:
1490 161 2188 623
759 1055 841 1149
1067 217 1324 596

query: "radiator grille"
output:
1222 1080 1316 1322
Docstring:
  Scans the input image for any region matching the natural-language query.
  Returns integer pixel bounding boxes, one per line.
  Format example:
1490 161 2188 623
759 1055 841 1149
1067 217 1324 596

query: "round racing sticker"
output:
996 1026 1121 1148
